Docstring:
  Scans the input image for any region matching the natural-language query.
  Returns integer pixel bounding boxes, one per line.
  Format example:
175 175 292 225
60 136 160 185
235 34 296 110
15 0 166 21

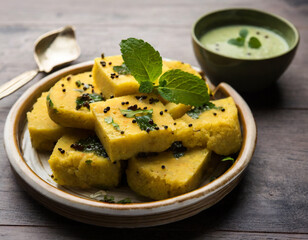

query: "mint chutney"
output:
199 25 289 59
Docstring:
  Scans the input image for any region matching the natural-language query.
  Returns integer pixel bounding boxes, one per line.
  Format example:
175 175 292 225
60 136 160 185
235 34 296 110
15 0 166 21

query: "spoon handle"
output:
0 69 39 100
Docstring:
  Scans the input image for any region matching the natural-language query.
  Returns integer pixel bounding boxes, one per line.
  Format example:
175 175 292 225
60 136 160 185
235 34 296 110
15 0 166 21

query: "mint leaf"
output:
228 37 245 47
187 102 222 119
248 37 261 49
104 116 120 130
158 69 209 107
221 157 235 163
120 38 162 84
239 29 248 39
120 109 153 118
113 63 131 75
139 81 154 93
135 114 157 131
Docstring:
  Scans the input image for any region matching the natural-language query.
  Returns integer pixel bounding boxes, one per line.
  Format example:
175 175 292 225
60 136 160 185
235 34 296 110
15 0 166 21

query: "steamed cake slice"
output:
49 132 122 188
91 94 176 162
174 97 242 155
92 55 170 98
27 92 72 151
163 60 201 77
126 147 211 200
47 71 104 130
161 60 211 119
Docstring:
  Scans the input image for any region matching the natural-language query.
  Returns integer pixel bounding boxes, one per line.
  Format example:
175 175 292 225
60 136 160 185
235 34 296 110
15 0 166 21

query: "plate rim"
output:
3 60 257 223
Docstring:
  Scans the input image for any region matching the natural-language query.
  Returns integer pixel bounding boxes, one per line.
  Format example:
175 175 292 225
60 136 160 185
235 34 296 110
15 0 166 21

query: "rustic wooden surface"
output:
0 0 307 239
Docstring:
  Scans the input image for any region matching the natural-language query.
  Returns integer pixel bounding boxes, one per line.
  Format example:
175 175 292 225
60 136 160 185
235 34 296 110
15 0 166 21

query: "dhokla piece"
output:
27 92 72 151
174 97 242 155
126 147 211 200
163 60 201 77
92 55 170 98
91 94 176 162
47 71 104 130
161 61 211 119
49 132 122 189
164 102 191 119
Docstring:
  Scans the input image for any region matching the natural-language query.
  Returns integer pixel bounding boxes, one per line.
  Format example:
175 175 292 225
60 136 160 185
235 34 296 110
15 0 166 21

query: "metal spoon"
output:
0 26 80 99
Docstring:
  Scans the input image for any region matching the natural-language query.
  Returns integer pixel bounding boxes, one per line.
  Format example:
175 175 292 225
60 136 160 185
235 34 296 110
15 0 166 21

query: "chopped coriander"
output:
117 198 132 204
135 114 157 131
120 109 153 118
85 160 92 165
168 141 187 158
113 63 131 75
76 93 104 110
102 195 115 203
104 116 120 131
221 156 235 164
70 135 108 158
46 94 53 108
186 102 222 119
74 89 84 93
75 80 81 87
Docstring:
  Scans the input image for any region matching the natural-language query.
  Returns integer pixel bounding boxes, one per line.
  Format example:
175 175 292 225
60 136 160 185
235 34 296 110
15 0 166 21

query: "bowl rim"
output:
4 61 257 215
191 8 300 61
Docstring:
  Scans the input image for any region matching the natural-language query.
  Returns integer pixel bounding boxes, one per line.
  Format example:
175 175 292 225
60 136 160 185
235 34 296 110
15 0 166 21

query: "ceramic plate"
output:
4 61 256 228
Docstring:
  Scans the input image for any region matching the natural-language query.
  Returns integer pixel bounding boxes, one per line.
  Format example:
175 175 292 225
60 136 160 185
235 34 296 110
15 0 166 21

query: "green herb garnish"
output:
120 109 153 118
248 37 262 49
76 93 104 110
135 114 157 131
120 38 162 84
228 28 262 49
158 70 209 106
221 156 235 164
104 116 120 130
75 80 81 87
71 135 108 158
119 38 210 107
168 141 187 158
46 94 53 108
113 63 131 75
121 109 157 131
102 195 115 203
117 198 132 204
187 102 222 119
74 89 84 93
85 160 92 165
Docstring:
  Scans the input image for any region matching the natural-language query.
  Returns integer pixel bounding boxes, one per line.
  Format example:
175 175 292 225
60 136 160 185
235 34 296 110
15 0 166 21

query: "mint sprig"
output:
119 38 211 107
157 70 209 106
120 38 162 83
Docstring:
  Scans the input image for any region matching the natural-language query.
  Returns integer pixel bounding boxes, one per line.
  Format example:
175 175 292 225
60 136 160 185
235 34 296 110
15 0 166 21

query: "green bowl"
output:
192 8 299 92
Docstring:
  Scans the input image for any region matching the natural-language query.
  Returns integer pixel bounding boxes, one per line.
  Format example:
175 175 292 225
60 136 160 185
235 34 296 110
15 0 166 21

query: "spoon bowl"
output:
0 26 80 99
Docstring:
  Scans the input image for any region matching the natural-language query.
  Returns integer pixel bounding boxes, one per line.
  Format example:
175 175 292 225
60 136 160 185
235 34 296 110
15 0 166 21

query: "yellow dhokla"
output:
49 132 122 188
161 61 211 119
126 147 211 200
92 55 169 98
27 92 72 151
91 94 176 162
175 97 242 155
47 71 104 130
163 60 201 77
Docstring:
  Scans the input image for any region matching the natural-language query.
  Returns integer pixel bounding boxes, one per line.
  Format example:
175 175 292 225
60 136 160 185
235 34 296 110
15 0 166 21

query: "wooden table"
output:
0 0 307 239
